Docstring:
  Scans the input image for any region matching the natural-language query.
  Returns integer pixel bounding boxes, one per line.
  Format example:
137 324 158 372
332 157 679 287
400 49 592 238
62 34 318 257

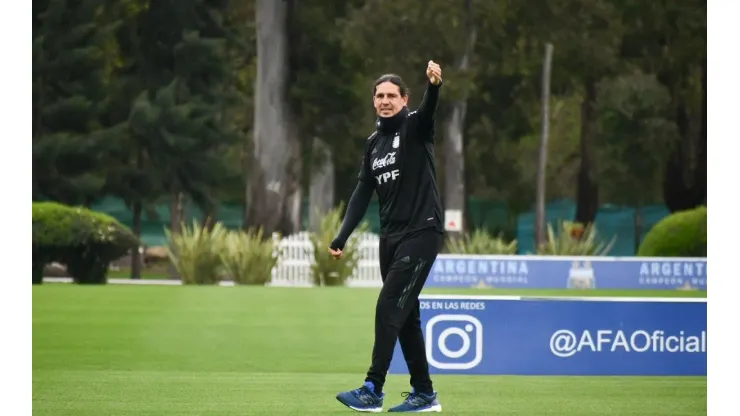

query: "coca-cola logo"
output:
372 152 396 170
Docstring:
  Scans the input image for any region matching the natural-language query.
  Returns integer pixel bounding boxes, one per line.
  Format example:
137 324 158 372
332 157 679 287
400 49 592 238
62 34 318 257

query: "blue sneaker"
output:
387 388 442 413
336 381 385 413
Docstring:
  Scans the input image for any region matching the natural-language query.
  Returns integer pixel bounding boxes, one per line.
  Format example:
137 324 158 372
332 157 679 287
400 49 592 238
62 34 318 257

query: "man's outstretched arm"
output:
414 60 443 141
330 179 374 252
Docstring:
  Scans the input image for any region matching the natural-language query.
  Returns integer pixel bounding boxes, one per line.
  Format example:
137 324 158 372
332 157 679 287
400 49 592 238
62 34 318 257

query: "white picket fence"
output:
269 232 383 287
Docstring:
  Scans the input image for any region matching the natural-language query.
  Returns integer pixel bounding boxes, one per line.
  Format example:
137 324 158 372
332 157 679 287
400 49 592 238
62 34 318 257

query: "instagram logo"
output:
425 314 484 370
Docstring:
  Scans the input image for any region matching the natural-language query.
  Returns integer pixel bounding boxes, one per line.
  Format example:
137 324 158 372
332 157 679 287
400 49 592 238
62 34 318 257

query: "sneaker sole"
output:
336 397 383 413
349 405 383 413
390 403 442 413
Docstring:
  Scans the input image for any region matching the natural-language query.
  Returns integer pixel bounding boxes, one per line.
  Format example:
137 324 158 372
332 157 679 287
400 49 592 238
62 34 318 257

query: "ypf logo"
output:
425 314 483 370
375 169 400 185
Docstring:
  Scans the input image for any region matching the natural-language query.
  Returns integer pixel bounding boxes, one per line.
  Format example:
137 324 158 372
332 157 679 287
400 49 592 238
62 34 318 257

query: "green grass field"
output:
33 285 707 415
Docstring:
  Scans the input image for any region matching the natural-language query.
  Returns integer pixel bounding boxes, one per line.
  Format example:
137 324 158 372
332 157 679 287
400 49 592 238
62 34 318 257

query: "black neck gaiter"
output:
375 106 409 134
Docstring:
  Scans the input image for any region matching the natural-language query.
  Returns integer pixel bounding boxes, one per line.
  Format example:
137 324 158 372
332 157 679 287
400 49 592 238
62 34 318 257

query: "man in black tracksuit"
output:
331 61 444 413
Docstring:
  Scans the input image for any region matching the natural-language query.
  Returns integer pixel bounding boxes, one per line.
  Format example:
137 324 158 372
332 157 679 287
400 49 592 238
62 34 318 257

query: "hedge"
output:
32 202 140 284
637 205 707 257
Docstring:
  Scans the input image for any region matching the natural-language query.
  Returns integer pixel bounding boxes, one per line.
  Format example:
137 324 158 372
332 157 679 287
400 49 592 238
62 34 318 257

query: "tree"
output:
618 0 707 212
443 0 478 236
535 43 554 248
535 0 625 225
125 0 242 280
130 0 242 222
32 0 121 205
246 0 303 236
594 71 678 249
273 0 368 229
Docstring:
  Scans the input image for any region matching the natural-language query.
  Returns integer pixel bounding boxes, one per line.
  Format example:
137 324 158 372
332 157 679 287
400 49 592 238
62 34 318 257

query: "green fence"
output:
515 199 670 256
89 197 668 256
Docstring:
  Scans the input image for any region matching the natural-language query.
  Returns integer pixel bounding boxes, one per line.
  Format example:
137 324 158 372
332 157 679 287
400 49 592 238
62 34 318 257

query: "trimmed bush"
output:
219 227 280 285
445 229 517 255
308 203 370 286
536 220 615 256
165 219 228 285
637 206 707 257
32 202 139 284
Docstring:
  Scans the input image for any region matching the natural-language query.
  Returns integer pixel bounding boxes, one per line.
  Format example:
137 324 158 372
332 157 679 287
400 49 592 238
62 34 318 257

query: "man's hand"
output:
426 60 442 85
328 247 343 260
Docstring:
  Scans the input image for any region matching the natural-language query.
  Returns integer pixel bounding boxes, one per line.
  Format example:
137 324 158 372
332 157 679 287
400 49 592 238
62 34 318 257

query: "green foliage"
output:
32 0 116 204
32 201 139 284
637 206 707 257
31 0 706 244
536 220 615 256
127 0 244 213
165 220 228 285
220 228 280 285
446 229 517 255
308 204 369 286
595 70 678 205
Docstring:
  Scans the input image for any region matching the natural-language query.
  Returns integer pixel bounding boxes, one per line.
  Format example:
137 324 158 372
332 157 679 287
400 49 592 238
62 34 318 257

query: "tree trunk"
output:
575 79 599 225
535 43 554 249
202 202 219 231
131 200 142 279
278 119 303 234
247 0 299 236
309 138 335 233
444 101 468 236
443 0 476 238
697 62 707 205
662 99 705 212
168 190 183 280
131 148 145 279
243 130 251 229
633 203 643 254
662 64 706 212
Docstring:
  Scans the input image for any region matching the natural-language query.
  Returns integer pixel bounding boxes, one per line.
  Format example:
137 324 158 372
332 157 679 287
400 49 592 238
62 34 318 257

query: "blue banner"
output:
427 255 707 290
389 295 707 376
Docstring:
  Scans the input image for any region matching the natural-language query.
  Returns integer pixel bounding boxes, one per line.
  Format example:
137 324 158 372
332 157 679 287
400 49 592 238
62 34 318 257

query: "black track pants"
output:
364 227 443 394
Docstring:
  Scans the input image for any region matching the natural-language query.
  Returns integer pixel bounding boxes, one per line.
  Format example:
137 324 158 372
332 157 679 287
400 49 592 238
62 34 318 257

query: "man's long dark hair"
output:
372 74 409 97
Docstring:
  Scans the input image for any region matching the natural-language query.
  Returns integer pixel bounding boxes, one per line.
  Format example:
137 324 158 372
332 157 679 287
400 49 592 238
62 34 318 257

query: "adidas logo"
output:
400 256 410 263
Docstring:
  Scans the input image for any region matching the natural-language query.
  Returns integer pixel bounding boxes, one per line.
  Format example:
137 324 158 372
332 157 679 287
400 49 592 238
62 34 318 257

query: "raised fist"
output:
426 60 442 85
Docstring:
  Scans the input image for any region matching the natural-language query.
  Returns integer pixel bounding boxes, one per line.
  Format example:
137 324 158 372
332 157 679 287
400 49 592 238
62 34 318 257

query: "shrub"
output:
637 206 707 257
165 219 228 285
536 220 615 256
445 229 517 255
219 227 280 285
308 203 370 286
32 202 139 284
